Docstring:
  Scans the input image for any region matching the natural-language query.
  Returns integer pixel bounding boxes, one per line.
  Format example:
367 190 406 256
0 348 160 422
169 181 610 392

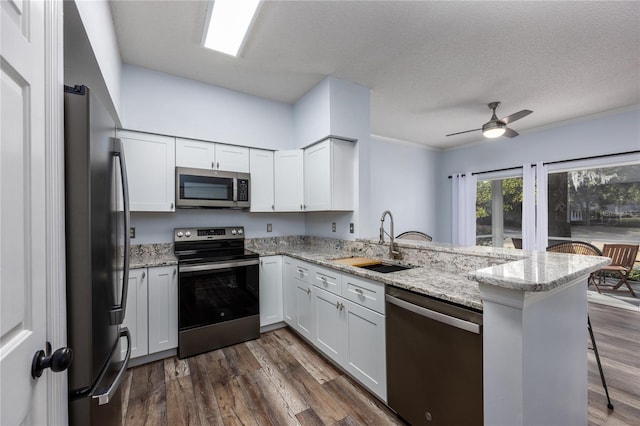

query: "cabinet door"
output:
344 299 387 401
259 256 283 327
249 149 275 212
117 130 175 212
120 268 148 360
294 280 313 340
274 150 304 211
147 265 178 354
282 257 295 326
304 140 332 211
216 144 250 173
312 286 346 364
175 138 215 169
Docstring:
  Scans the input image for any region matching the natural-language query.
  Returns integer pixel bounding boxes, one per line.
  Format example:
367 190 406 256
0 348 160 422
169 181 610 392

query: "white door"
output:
147 265 178 354
274 150 304 211
215 143 249 172
175 138 215 169
304 140 332 211
249 148 275 212
1 0 48 424
259 256 283 327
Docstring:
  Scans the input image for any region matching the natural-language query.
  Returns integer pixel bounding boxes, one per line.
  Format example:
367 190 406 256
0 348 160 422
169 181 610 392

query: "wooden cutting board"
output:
333 257 381 267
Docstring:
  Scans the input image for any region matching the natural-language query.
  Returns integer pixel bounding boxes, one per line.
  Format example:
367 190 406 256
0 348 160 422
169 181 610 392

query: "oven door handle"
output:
179 258 260 273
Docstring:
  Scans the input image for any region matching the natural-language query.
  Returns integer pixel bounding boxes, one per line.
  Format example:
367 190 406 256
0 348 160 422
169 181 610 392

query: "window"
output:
547 163 640 246
476 176 523 247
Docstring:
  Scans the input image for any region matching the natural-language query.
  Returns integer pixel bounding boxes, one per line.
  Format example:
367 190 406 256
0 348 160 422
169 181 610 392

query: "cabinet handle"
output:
336 300 340 309
141 271 146 279
306 288 311 295
355 288 363 295
217 162 220 169
260 260 263 266
300 204 303 210
272 204 274 210
304 204 306 209
211 161 215 169
170 202 174 210
340 302 345 311
173 268 177 276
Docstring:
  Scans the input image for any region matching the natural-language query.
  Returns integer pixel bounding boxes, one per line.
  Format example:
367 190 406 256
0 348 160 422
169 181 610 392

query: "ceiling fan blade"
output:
500 109 533 124
446 128 482 137
503 127 519 138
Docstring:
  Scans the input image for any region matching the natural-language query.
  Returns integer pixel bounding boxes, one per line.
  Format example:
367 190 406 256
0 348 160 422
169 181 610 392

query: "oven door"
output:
175 167 236 208
178 259 259 331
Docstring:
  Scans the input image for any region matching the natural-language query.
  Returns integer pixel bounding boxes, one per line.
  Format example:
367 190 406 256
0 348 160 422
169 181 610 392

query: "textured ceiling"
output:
110 0 640 150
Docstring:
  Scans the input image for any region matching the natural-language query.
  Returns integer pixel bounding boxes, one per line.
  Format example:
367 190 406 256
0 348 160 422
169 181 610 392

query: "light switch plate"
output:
267 223 272 232
130 227 136 238
332 222 336 232
349 223 354 233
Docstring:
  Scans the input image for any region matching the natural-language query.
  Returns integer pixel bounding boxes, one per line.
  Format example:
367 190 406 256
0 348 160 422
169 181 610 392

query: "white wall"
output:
130 211 305 245
436 108 640 242
293 78 331 148
121 64 295 150
369 136 440 239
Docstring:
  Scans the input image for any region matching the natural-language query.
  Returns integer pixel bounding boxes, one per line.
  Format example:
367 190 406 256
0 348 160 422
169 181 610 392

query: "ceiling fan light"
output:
482 122 506 138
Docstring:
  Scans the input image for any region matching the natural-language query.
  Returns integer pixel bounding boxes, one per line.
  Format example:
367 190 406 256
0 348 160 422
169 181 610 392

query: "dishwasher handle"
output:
386 294 481 334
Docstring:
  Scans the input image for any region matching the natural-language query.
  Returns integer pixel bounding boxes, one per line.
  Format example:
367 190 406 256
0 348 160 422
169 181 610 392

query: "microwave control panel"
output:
237 179 249 202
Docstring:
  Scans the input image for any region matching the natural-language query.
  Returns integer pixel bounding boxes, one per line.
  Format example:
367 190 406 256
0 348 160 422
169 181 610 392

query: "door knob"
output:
32 346 73 378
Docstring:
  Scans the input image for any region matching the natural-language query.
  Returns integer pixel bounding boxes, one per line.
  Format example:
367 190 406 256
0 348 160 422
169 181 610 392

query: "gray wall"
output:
368 136 440 240
435 108 640 242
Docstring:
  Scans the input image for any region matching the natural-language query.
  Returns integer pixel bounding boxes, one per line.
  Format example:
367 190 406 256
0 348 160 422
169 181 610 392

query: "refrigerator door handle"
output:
109 137 130 325
93 327 131 406
69 327 131 403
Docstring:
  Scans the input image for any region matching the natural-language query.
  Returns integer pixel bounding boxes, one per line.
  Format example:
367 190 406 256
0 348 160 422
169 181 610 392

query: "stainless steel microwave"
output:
175 167 250 208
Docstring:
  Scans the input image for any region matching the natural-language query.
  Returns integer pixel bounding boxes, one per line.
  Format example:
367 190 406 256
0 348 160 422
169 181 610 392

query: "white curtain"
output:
535 162 549 250
522 163 536 250
521 162 549 251
451 172 477 246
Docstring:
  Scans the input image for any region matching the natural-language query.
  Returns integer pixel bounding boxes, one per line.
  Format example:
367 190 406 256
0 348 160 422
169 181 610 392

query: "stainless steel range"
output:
174 226 259 359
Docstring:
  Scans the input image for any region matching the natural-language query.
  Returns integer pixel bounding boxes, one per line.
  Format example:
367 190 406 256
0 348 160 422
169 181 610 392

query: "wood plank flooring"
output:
121 303 639 425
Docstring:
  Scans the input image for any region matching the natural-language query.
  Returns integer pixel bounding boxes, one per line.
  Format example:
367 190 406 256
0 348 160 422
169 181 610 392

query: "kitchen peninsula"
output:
131 236 609 425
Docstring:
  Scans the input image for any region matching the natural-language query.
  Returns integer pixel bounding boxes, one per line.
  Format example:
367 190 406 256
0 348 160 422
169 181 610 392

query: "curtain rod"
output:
447 150 640 179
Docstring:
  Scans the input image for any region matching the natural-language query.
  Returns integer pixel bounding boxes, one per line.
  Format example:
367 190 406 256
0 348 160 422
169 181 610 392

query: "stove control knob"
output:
185 231 191 237
231 229 237 235
177 231 183 238
237 229 243 235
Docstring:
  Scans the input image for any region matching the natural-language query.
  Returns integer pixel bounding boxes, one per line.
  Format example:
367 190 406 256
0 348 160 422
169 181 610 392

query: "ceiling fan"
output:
446 102 533 139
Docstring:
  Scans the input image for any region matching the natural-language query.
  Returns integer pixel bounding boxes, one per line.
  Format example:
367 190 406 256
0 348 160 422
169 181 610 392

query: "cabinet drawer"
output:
341 274 385 314
290 258 313 284
312 266 342 296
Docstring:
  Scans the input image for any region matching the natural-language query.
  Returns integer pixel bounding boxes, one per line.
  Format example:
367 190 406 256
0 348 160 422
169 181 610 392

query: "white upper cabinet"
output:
274 150 304 212
117 130 175 212
249 148 275 212
216 143 250 172
176 138 249 173
175 138 215 170
304 138 354 211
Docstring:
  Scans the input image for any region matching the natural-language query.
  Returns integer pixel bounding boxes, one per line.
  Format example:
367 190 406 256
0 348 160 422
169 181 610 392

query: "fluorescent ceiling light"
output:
203 0 261 56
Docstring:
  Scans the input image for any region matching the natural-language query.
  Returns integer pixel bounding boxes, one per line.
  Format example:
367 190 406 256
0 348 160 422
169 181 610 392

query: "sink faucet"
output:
380 210 401 259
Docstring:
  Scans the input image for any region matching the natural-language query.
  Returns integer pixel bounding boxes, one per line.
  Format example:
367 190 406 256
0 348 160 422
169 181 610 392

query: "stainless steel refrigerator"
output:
64 85 131 426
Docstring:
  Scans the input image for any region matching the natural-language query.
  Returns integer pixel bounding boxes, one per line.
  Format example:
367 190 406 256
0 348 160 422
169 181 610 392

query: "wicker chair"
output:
396 231 432 242
546 241 614 410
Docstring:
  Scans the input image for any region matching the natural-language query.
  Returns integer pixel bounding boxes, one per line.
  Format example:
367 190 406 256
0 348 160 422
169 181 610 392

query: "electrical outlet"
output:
130 227 136 238
332 222 336 232
349 223 354 233
267 223 272 232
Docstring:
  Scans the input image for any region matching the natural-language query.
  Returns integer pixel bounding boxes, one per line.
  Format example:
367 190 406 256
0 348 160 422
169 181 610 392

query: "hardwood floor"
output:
121 303 639 425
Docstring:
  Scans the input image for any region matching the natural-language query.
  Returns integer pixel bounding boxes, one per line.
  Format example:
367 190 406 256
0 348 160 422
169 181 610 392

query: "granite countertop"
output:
248 237 610 311
129 243 177 269
127 237 609 311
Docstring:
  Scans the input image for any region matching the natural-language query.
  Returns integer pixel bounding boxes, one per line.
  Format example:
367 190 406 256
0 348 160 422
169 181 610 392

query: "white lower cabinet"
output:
121 268 148 360
121 265 178 360
282 257 314 340
312 286 386 400
148 265 179 354
259 256 283 327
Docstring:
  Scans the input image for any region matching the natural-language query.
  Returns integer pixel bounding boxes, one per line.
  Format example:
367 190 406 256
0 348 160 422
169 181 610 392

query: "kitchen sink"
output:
359 263 412 273
332 256 412 273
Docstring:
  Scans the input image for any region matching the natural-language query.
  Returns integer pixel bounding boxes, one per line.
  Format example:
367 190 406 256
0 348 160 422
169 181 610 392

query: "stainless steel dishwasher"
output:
386 286 483 425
